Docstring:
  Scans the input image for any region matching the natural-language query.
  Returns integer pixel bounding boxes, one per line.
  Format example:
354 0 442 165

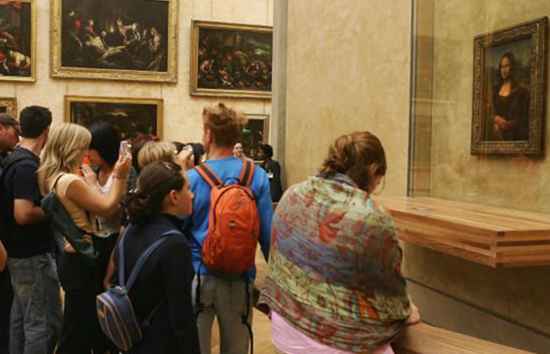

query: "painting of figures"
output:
0 0 35 82
191 21 272 99
52 0 177 82
65 96 163 140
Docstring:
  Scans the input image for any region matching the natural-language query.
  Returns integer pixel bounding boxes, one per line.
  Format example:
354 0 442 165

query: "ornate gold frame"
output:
64 95 164 139
0 0 36 82
51 0 178 83
0 97 17 117
471 17 548 155
190 20 272 99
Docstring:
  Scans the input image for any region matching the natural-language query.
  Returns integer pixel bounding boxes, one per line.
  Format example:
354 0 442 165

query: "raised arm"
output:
66 154 131 217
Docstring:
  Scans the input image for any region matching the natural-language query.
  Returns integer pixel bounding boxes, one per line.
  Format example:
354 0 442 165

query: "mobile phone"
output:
119 140 131 158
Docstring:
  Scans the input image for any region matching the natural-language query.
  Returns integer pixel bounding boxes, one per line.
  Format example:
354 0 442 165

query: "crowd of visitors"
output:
0 103 419 354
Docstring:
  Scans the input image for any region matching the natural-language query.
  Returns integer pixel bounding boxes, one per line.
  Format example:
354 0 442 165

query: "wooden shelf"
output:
377 197 550 268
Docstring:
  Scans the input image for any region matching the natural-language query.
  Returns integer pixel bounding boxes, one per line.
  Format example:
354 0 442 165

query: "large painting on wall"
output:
191 20 272 99
51 0 177 82
0 0 35 82
471 17 547 155
0 97 17 117
65 96 163 140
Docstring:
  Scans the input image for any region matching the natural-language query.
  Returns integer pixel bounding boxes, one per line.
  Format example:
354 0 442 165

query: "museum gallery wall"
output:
0 0 273 146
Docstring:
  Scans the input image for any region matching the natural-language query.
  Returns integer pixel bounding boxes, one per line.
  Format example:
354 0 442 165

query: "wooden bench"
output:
394 323 533 354
377 197 550 267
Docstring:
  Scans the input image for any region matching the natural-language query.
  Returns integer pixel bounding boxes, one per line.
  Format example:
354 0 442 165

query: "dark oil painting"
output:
483 39 531 142
69 100 160 140
242 114 268 161
61 0 169 72
471 17 547 155
197 27 272 92
0 2 32 78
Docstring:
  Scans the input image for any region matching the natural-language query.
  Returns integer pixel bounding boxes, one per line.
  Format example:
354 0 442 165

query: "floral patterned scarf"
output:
259 174 411 353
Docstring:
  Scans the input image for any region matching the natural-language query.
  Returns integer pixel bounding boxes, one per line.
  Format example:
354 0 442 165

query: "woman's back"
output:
261 173 411 353
118 214 199 354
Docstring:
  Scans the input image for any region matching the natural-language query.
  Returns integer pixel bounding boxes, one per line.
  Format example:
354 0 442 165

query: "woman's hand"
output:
113 152 132 180
175 146 194 170
406 302 421 325
81 164 98 186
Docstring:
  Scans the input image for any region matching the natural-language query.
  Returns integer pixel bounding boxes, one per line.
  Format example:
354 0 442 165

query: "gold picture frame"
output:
190 20 272 99
471 17 548 155
51 0 178 83
0 97 17 117
0 0 36 82
65 96 163 140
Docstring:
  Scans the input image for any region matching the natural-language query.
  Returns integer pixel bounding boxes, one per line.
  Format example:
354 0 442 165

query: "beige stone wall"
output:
0 0 272 144
282 0 411 196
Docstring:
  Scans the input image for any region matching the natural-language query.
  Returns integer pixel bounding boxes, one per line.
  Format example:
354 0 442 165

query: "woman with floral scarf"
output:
259 131 419 354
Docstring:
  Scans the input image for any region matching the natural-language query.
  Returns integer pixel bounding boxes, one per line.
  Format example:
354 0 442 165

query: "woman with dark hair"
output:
259 132 419 354
115 161 199 354
491 52 530 141
260 143 283 202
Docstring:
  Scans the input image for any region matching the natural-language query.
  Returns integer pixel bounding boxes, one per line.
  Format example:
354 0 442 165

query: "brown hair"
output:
203 103 247 148
320 131 386 191
126 161 186 224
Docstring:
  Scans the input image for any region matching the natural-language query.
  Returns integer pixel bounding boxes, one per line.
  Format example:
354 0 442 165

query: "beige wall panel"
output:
284 0 410 196
212 0 269 25
7 0 271 146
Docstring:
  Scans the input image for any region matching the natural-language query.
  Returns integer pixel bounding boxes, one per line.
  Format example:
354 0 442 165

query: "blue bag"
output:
96 229 182 351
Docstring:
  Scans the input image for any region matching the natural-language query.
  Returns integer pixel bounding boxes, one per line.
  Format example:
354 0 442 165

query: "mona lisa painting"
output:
471 17 547 155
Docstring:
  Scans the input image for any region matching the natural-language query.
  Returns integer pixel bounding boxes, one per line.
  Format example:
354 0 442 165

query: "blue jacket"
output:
186 157 272 279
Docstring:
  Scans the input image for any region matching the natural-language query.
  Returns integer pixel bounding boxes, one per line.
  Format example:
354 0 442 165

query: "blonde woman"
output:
38 123 131 354
138 141 194 170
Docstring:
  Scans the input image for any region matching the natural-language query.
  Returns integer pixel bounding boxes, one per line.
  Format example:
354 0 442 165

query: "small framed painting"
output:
471 17 547 155
191 20 272 99
65 96 163 140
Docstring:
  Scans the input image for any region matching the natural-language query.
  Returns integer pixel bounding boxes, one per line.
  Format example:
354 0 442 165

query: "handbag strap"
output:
118 229 183 290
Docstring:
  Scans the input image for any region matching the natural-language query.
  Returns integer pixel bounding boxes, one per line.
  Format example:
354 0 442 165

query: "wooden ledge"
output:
394 323 533 353
377 197 550 268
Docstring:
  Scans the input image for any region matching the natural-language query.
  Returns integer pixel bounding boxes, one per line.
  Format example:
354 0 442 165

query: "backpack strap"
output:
0 154 35 188
121 230 183 290
195 163 223 188
239 159 255 187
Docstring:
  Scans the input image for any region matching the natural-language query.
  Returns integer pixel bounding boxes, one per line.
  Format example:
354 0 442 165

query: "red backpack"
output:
195 159 260 274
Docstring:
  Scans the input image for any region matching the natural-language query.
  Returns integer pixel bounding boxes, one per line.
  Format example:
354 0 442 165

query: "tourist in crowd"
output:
115 161 199 353
187 103 272 354
259 131 420 354
0 113 19 159
190 142 205 167
233 141 244 158
0 106 62 354
138 140 193 171
0 113 19 354
259 143 283 203
38 123 131 354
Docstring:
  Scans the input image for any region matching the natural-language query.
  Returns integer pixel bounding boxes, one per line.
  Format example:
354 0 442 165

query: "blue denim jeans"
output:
193 275 254 354
8 253 63 354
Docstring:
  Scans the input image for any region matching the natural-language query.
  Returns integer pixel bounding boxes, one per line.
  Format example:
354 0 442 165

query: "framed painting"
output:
191 20 272 99
65 96 163 140
471 17 547 155
0 0 36 82
0 97 17 117
242 113 269 161
51 0 178 83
